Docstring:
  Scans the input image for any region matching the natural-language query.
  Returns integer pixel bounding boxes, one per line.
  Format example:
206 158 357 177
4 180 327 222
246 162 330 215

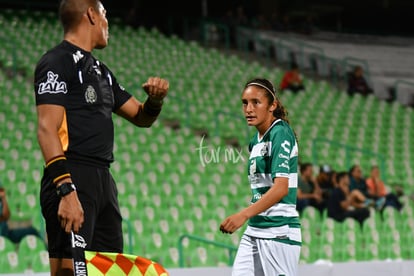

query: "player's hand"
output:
219 213 248 234
142 77 169 102
57 192 84 234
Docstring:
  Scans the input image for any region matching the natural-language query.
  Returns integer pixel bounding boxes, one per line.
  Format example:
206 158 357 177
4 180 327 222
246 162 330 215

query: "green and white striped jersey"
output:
244 119 301 244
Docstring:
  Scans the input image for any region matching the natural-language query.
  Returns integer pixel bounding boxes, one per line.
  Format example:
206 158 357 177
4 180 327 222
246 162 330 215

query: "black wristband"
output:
56 182 76 197
46 156 71 184
143 99 162 117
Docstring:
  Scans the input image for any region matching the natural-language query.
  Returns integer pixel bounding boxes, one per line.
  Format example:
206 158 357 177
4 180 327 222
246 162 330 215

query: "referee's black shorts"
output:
40 160 123 259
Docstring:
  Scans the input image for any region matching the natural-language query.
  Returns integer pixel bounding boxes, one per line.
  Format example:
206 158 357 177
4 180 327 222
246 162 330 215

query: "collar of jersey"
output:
257 119 281 142
62 40 91 54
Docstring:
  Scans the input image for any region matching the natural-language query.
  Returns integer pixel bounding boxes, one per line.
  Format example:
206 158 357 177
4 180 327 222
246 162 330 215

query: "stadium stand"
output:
235 27 414 106
0 8 413 274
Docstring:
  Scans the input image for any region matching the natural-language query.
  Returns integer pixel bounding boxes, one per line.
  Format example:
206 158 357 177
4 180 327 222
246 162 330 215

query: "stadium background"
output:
0 0 414 275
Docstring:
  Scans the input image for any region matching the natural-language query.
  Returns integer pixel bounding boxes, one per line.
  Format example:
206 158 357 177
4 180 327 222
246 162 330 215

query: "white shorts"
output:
232 235 301 276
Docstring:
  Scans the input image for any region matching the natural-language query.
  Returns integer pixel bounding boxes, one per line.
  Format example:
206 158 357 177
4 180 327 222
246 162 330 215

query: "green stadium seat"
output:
1 8 414 269
29 249 50 273
0 235 17 253
400 227 414 260
18 234 47 254
0 250 26 273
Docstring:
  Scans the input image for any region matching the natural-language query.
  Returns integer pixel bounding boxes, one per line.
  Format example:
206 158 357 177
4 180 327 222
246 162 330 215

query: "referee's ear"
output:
86 7 96 26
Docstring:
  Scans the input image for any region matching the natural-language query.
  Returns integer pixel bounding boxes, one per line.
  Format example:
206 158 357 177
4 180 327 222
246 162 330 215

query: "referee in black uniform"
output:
33 0 169 275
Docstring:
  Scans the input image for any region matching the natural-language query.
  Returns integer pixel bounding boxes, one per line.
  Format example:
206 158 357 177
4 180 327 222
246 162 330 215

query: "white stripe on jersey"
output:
251 173 298 188
290 141 298 158
250 141 272 159
244 224 301 242
259 203 299 217
288 172 298 188
249 173 273 188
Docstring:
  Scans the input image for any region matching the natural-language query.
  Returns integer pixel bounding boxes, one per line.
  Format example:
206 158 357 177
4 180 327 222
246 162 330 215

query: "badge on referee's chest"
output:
85 85 97 104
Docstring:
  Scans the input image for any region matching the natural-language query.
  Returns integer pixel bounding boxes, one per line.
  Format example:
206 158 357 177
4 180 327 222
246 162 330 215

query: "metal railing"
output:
201 20 230 49
311 137 387 182
178 234 237 268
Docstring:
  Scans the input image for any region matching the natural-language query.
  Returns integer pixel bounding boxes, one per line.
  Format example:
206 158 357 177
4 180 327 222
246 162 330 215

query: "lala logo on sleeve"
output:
38 71 68 95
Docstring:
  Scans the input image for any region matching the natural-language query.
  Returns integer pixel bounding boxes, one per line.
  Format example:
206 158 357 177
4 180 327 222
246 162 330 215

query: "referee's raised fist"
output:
142 76 169 101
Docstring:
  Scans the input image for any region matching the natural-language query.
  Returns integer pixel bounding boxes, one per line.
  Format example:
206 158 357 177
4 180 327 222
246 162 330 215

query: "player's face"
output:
241 86 276 129
95 2 109 49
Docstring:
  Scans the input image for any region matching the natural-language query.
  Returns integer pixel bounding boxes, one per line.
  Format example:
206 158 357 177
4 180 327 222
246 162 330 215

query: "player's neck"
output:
64 30 94 52
257 118 277 139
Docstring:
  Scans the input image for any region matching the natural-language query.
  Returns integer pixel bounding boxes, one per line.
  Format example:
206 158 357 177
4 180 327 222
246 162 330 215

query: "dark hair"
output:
290 62 299 70
300 162 312 174
59 0 100 33
349 164 359 175
320 164 332 174
354 65 363 71
336 171 348 184
244 78 291 124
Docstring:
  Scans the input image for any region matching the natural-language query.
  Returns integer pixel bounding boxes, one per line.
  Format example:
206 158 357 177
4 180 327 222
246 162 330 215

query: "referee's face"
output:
242 86 276 128
94 2 109 49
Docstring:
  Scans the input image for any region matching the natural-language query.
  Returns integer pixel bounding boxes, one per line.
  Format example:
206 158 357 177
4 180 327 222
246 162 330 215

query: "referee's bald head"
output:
59 0 101 33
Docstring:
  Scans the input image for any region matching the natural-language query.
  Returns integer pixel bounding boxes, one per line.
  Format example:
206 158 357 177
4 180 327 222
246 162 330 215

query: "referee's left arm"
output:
116 76 168 127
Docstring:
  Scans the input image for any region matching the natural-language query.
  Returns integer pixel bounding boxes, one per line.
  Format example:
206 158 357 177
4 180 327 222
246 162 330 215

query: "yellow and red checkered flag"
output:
85 251 169 276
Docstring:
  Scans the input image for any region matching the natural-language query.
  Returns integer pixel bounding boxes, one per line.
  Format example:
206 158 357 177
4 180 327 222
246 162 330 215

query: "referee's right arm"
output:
37 104 84 233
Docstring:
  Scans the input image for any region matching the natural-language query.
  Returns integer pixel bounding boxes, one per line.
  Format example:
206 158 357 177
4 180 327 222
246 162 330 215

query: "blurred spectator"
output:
347 65 373 96
296 163 326 215
220 5 249 48
330 170 338 188
220 8 238 47
280 14 292 32
270 11 284 32
349 164 385 210
251 14 271 31
316 164 336 200
327 172 370 227
0 186 11 231
349 165 368 194
280 62 305 93
0 186 41 243
366 165 404 211
299 14 316 35
234 5 249 27
317 164 334 190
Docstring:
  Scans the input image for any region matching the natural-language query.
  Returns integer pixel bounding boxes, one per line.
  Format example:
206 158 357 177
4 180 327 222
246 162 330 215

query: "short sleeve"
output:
271 128 294 179
34 51 73 106
102 65 132 111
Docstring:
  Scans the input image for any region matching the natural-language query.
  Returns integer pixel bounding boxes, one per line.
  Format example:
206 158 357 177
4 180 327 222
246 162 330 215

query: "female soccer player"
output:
220 78 301 276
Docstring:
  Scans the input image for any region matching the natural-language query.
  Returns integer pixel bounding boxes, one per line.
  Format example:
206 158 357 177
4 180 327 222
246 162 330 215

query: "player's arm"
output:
116 77 169 127
220 177 288 234
245 177 289 216
36 104 84 233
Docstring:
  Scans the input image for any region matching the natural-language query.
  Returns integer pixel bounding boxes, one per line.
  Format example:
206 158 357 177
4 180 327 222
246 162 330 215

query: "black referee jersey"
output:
34 40 132 167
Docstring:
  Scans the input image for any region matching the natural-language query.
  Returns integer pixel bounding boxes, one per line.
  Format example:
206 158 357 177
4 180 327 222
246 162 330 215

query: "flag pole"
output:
70 231 88 276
